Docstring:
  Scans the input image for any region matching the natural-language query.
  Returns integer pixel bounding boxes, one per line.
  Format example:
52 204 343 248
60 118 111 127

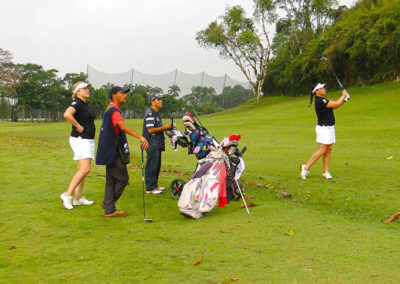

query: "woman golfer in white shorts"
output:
61 81 96 209
300 83 349 180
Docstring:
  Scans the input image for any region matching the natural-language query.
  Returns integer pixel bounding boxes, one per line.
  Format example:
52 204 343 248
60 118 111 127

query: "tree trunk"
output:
11 105 18 122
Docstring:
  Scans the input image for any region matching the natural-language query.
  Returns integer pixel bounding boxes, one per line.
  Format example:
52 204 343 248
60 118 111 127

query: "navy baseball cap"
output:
109 86 130 100
148 93 164 103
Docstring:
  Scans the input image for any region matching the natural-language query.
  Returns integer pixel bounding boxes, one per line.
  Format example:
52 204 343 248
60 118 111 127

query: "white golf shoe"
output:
300 165 310 179
73 196 94 206
60 192 73 210
322 171 333 179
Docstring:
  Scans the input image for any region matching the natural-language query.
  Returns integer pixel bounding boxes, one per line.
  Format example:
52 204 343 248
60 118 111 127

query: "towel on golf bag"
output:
178 149 229 219
218 162 228 208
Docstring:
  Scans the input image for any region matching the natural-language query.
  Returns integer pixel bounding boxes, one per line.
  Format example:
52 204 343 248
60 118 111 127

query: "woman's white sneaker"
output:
322 171 333 179
73 196 94 206
60 193 73 210
300 165 310 179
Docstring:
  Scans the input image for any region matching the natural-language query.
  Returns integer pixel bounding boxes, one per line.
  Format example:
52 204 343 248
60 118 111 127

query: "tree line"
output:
2 0 397 119
197 0 399 101
0 53 251 122
263 0 400 96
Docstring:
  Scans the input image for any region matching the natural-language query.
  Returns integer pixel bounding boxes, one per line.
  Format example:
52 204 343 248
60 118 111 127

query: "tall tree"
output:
167 84 181 97
15 64 65 121
61 72 88 90
148 86 164 95
0 49 19 121
273 0 347 56
196 1 276 103
128 93 146 118
88 88 108 117
183 86 216 106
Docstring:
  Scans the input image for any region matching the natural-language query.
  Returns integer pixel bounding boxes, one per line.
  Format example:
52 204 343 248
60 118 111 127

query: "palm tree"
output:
167 84 181 98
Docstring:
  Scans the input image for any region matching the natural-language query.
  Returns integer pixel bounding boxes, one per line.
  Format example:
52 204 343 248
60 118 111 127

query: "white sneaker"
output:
146 188 163 194
73 196 94 206
322 171 333 179
157 186 166 191
60 192 73 210
300 165 309 179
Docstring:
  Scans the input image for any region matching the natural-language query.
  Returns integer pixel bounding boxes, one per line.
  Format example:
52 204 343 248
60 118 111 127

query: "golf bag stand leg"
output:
234 178 250 215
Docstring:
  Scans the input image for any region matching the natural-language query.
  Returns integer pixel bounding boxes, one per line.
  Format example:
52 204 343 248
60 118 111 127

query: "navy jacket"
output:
142 107 165 151
96 107 130 165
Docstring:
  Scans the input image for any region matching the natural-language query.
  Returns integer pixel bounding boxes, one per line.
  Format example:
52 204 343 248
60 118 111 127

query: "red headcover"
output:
229 134 241 141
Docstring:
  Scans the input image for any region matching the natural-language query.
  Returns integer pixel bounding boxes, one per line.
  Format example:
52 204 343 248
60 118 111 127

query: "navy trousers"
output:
103 153 129 214
145 136 162 191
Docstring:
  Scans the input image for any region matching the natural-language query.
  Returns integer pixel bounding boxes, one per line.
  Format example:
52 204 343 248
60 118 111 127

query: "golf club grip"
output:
239 146 247 157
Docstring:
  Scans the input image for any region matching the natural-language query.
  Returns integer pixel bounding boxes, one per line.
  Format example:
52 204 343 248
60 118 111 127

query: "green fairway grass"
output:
1 82 399 283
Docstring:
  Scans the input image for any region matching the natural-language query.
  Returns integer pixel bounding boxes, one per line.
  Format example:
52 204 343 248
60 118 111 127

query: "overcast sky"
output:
1 0 356 82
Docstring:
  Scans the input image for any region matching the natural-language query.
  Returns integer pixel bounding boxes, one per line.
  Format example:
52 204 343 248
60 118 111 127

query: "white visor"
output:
312 83 325 94
73 82 91 94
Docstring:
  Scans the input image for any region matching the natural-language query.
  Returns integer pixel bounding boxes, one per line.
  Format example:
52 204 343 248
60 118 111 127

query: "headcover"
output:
183 121 196 130
182 112 196 131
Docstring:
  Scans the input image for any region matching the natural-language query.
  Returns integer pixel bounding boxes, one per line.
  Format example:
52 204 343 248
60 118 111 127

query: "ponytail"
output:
308 92 314 108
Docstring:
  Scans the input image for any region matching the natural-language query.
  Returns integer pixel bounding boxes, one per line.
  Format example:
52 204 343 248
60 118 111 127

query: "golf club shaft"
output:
192 107 203 128
322 57 344 89
331 69 344 89
141 148 146 220
235 179 250 215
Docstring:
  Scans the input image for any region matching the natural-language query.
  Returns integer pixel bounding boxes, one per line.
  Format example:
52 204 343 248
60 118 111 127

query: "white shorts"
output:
69 136 95 160
315 125 336 145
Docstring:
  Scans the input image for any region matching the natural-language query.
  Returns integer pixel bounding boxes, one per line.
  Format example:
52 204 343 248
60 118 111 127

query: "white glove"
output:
344 93 350 102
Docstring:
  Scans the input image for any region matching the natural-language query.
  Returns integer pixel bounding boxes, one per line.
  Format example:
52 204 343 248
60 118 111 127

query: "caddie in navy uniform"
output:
96 86 148 218
300 83 350 180
142 93 173 194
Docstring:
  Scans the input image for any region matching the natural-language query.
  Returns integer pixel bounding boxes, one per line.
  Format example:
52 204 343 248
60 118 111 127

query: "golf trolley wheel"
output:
170 179 186 200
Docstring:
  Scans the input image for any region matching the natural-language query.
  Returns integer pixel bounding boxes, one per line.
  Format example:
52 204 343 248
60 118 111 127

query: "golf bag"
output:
166 112 247 219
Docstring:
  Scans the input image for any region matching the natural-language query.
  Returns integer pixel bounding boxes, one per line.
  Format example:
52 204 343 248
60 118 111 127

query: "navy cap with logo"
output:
148 93 164 103
109 86 130 100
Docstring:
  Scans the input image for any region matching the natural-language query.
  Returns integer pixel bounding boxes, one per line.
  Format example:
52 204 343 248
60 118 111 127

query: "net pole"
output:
174 69 177 85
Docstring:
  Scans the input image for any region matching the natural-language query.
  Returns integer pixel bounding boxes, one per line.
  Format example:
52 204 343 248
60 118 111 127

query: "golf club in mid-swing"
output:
141 148 152 223
320 57 345 89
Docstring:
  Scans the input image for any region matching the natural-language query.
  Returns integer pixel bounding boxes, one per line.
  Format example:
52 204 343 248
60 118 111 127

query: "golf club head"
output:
144 218 153 223
320 57 328 61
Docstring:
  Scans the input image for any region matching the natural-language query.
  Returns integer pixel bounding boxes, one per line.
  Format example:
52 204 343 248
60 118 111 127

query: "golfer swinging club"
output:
300 83 350 179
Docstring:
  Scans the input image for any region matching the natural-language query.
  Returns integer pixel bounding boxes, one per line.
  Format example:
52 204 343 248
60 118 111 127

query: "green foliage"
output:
61 72 87 90
15 64 67 121
264 0 400 96
127 93 146 118
214 85 252 109
167 84 181 98
183 86 217 106
0 98 11 118
197 2 276 103
131 84 149 102
88 88 108 117
160 94 184 117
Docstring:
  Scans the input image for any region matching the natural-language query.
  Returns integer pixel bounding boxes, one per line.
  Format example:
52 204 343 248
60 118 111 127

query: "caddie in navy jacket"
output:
96 86 148 218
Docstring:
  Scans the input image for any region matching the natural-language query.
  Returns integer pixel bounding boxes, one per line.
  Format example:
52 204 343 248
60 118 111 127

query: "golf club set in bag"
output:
165 111 249 219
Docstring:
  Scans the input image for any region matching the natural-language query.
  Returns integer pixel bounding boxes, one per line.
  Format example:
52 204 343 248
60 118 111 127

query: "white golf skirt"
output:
69 136 95 160
315 125 336 145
